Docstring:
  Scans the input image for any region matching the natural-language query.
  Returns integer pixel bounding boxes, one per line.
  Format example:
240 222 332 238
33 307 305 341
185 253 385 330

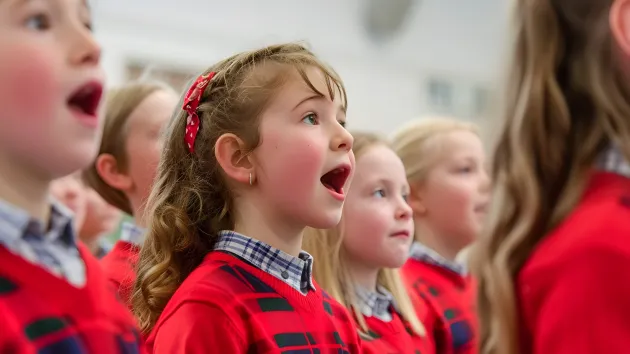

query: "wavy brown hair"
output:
471 1 630 353
131 43 347 334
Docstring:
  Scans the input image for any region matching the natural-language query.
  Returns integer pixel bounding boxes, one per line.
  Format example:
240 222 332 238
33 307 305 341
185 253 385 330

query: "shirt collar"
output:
355 285 397 320
119 221 145 246
409 241 467 276
214 231 316 294
598 145 630 178
0 198 76 247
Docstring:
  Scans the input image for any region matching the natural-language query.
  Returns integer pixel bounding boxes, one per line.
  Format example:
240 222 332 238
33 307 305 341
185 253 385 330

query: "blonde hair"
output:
471 1 630 353
82 81 174 215
132 43 347 334
303 131 424 338
390 117 479 185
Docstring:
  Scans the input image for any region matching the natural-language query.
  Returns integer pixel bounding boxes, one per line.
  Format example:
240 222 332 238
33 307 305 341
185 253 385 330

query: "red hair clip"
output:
183 72 216 153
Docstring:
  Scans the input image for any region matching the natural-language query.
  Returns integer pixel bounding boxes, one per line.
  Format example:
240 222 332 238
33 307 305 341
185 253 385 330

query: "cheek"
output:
126 138 162 191
0 41 60 124
342 204 389 251
258 129 326 191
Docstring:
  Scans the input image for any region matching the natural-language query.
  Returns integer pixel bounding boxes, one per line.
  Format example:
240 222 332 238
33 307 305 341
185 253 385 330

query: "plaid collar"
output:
355 285 397 321
409 242 467 276
598 145 630 178
0 198 76 248
214 231 316 294
120 221 145 246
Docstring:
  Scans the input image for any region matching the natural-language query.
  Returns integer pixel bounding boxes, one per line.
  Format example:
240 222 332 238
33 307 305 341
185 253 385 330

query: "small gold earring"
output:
249 173 253 186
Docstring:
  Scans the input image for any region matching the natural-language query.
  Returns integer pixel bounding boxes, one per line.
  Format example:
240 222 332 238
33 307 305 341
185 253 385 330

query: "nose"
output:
395 198 413 220
330 125 353 152
479 168 492 194
68 25 101 67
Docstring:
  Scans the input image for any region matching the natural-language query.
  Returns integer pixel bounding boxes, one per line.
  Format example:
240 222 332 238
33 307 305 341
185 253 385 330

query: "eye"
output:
301 113 318 125
338 120 346 128
457 165 474 174
402 193 409 202
24 13 51 31
372 189 386 198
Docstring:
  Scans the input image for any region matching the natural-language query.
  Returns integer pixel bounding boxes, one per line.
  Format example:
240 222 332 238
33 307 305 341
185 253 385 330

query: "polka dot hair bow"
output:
183 72 216 153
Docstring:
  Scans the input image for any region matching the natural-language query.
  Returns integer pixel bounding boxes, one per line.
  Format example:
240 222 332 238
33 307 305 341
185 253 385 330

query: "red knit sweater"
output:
147 251 361 353
359 311 429 354
0 244 141 354
403 259 477 354
100 240 139 308
518 171 630 353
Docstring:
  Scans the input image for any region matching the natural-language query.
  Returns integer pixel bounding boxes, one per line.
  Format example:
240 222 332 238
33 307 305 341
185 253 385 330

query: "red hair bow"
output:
183 72 216 153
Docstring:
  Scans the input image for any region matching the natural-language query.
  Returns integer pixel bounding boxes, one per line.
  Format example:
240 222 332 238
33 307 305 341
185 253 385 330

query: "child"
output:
0 0 141 352
391 118 490 354
303 132 427 354
132 43 361 353
50 174 87 232
79 187 121 258
83 81 178 304
473 1 630 353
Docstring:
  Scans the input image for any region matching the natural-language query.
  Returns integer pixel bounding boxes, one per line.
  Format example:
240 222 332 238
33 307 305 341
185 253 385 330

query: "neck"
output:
0 154 51 222
82 238 101 256
346 256 380 292
233 195 304 257
128 194 146 228
413 219 459 262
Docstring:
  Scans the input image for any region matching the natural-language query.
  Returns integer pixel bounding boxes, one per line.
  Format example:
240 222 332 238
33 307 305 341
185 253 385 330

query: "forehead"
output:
436 130 484 160
354 144 407 182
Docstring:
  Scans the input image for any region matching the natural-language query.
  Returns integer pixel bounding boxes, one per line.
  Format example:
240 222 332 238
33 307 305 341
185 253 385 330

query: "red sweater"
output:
147 251 361 353
100 240 140 308
403 259 477 354
359 311 429 354
0 244 141 354
518 171 630 353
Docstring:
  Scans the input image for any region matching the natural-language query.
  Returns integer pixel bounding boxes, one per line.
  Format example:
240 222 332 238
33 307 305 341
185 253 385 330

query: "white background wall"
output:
92 0 510 134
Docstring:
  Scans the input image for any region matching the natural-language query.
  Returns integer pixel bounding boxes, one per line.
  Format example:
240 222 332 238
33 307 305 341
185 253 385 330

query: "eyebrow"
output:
292 93 346 115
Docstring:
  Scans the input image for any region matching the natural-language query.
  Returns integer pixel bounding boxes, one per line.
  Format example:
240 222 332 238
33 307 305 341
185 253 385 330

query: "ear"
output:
408 184 427 216
214 133 253 185
610 0 630 57
95 154 133 192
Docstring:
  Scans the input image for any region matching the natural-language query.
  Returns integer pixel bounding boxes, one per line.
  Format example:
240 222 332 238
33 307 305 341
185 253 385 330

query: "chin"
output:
307 210 343 229
51 149 97 178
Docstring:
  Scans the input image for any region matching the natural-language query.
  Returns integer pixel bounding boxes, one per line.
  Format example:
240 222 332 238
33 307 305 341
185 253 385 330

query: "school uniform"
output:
147 231 361 353
517 147 630 353
403 242 477 354
355 286 427 354
0 200 141 354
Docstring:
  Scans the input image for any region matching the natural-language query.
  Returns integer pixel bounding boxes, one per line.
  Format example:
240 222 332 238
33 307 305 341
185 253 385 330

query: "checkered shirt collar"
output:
598 145 630 178
0 198 76 247
355 285 397 319
120 221 145 246
409 241 468 276
214 230 316 294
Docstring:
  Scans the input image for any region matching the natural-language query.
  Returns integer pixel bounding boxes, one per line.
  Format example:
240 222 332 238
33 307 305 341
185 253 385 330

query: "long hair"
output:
82 81 173 215
471 1 630 353
132 43 347 334
303 132 424 338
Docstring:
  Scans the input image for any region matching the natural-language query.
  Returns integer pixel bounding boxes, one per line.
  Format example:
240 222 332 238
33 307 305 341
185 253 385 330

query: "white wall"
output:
93 0 510 133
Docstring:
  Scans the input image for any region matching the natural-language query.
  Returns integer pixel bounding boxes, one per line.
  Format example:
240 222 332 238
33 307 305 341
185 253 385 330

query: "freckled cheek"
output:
262 133 325 185
0 45 60 123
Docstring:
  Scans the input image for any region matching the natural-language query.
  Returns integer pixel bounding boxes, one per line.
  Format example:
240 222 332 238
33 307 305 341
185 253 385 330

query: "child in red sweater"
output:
132 43 361 353
391 119 490 354
472 1 630 353
0 0 140 353
82 81 178 306
303 132 427 354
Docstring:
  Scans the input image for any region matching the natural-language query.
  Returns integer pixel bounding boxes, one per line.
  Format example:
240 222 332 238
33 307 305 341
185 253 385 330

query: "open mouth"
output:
320 165 351 194
67 81 103 117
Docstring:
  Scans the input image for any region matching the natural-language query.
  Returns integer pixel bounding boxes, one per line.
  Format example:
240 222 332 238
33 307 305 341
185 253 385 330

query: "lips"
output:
67 80 103 123
320 164 351 195
390 230 410 238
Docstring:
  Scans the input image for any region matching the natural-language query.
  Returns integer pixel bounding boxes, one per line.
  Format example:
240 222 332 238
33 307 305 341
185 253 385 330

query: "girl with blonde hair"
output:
472 0 630 353
304 131 427 353
392 118 490 354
